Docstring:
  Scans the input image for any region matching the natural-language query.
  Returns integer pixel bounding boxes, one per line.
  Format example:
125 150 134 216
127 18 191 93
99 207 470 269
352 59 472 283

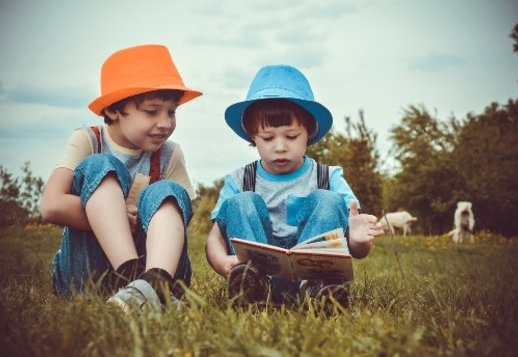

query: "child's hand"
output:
126 204 138 234
348 201 384 243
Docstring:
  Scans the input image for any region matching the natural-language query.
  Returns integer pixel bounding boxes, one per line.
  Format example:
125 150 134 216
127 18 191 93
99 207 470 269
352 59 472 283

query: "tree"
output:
387 101 518 237
307 111 383 216
451 100 518 236
387 105 460 234
511 23 518 53
0 162 44 228
189 179 223 235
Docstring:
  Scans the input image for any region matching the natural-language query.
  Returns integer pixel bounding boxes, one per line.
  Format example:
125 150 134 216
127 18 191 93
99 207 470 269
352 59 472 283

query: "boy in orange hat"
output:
41 44 202 311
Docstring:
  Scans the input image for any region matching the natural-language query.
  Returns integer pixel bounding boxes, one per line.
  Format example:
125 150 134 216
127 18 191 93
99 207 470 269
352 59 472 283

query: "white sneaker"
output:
107 279 161 313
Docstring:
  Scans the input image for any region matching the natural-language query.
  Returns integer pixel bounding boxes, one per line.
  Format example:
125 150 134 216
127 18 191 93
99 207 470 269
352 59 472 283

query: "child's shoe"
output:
107 268 184 312
107 279 162 313
141 268 185 309
300 279 350 312
228 262 269 306
106 256 146 292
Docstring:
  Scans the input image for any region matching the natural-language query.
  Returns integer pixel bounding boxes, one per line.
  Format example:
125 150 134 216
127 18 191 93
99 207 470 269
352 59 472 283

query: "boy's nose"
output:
157 113 173 129
274 139 287 152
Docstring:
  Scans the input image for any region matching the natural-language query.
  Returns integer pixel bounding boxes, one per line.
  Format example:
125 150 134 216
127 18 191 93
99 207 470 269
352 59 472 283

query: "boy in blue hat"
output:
205 64 384 307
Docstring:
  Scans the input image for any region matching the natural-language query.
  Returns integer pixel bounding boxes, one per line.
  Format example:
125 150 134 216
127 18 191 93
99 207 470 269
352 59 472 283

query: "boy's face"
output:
106 97 178 151
253 119 309 174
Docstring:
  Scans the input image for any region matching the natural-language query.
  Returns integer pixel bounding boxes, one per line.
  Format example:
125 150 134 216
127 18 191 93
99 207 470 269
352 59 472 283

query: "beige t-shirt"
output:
57 126 196 206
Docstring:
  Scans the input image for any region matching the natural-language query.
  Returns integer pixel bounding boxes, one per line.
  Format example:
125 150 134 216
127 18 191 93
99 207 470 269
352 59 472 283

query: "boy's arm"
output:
164 143 197 200
205 222 239 277
40 167 92 231
348 201 384 258
329 167 360 209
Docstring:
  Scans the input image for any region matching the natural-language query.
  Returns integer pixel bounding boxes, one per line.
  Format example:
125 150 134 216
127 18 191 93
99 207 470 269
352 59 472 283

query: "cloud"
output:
0 102 89 141
189 30 266 48
0 82 6 102
294 1 358 19
408 53 467 72
254 45 327 68
275 24 323 45
5 84 94 109
216 66 254 92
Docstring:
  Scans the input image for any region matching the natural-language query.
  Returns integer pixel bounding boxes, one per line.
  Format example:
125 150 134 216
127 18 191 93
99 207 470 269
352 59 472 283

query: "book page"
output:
292 227 345 249
294 238 349 253
231 238 294 279
289 251 354 281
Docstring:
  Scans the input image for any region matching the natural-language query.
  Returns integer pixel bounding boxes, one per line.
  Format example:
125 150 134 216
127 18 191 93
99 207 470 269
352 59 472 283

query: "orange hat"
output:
88 44 202 116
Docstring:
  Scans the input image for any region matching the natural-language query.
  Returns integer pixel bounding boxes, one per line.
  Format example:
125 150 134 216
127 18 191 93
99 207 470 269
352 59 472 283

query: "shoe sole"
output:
106 296 131 313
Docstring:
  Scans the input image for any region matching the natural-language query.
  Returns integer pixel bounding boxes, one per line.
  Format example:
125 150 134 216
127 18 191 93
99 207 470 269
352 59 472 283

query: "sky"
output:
0 0 517 187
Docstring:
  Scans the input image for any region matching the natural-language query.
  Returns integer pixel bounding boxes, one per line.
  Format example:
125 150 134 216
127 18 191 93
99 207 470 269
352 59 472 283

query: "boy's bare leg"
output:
85 175 138 270
145 199 184 276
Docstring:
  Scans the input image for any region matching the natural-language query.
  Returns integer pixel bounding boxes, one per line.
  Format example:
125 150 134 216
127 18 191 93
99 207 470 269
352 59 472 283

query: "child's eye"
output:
168 110 176 118
260 136 273 142
287 135 299 140
144 110 158 116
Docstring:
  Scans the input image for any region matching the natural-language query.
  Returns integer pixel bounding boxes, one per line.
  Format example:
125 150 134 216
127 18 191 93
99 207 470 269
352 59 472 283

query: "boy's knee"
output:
77 154 125 173
75 154 130 186
228 191 263 206
141 180 190 207
73 154 131 203
139 180 192 230
225 192 266 214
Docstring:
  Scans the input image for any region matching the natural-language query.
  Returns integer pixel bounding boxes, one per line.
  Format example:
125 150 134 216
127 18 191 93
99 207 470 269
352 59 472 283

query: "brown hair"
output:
103 89 184 124
242 99 316 145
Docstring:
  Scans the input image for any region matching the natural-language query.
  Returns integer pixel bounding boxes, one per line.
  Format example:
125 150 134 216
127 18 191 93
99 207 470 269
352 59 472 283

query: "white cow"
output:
448 201 475 244
380 211 418 237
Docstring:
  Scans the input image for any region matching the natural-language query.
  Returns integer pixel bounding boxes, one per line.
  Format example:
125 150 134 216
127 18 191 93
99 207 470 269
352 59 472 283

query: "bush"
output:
0 162 43 228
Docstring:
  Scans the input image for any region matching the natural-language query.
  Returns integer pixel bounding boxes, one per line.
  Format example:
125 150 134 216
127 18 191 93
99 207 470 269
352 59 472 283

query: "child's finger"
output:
349 201 360 216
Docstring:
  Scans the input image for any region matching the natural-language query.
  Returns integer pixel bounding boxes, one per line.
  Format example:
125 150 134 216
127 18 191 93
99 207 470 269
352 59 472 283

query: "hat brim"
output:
225 98 332 146
88 84 202 116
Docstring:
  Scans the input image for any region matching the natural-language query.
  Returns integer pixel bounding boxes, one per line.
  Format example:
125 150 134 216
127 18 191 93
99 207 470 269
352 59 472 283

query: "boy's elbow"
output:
351 250 369 259
40 199 59 224
350 242 372 259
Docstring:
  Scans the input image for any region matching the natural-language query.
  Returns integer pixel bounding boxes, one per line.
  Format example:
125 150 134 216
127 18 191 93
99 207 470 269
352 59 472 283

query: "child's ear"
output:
104 108 119 121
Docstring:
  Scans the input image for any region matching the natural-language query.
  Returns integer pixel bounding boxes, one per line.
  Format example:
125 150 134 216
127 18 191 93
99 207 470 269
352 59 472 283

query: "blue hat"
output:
224 65 333 145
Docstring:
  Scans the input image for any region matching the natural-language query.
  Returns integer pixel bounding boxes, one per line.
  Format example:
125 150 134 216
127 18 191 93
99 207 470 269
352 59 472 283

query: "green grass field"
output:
1 225 517 356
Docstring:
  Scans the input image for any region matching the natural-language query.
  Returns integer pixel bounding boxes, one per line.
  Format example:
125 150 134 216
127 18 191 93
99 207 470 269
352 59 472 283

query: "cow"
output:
380 211 418 237
448 201 475 244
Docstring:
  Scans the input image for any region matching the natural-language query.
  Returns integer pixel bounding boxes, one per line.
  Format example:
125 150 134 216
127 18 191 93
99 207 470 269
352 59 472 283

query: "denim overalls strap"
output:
242 160 330 192
317 162 330 190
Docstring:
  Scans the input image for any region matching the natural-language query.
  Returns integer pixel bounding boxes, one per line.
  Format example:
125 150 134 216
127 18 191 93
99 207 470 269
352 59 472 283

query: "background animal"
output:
380 211 418 236
449 201 475 243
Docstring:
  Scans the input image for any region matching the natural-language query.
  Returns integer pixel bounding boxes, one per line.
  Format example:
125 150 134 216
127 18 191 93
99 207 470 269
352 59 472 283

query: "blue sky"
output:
0 0 517 186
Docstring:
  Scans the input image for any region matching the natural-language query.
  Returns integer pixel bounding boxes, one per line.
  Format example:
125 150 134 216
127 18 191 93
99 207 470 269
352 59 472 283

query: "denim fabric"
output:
215 189 349 303
52 154 192 295
294 189 350 244
137 179 192 286
215 192 273 254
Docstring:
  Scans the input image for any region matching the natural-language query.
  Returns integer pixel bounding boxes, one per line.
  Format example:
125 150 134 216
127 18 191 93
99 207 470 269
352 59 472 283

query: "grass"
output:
1 225 517 356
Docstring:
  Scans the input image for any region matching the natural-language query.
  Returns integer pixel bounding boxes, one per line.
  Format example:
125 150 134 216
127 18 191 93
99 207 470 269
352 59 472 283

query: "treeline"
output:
1 100 516 237
0 162 44 228
189 99 518 237
384 100 518 236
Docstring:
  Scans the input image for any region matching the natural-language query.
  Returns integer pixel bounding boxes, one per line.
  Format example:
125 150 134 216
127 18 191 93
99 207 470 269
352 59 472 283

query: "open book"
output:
230 228 353 281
